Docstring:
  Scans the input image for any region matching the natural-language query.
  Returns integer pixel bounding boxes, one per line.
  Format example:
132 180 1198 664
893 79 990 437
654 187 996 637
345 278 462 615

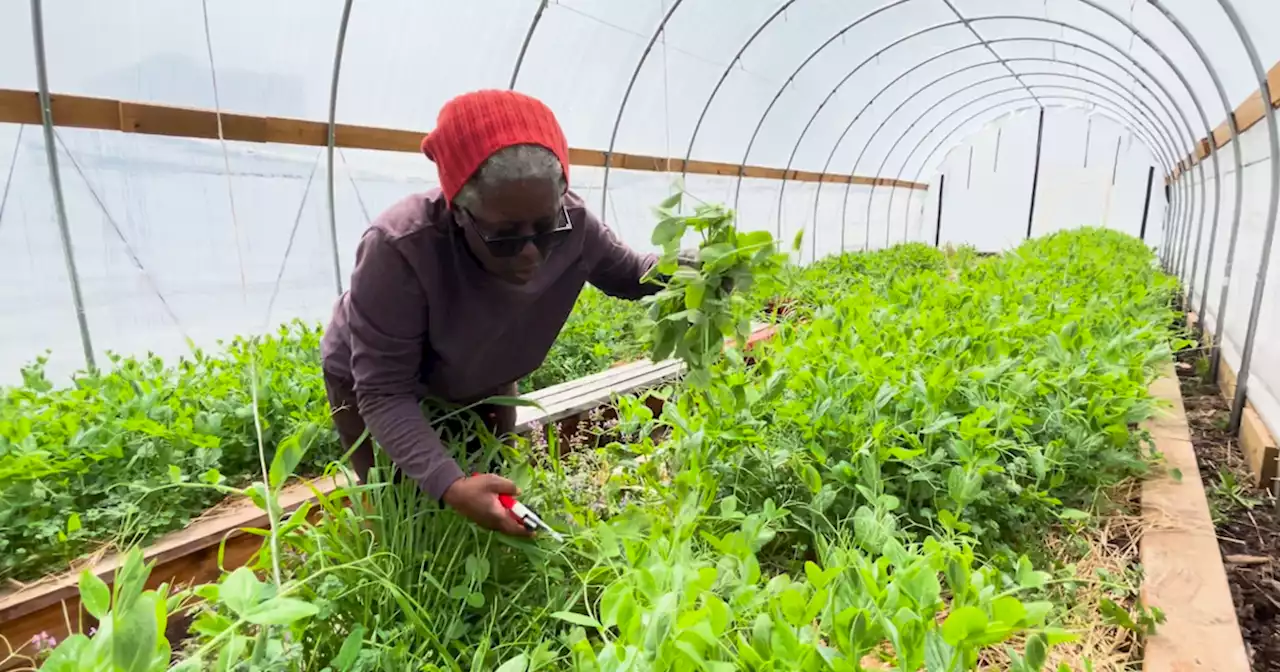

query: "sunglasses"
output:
458 204 574 258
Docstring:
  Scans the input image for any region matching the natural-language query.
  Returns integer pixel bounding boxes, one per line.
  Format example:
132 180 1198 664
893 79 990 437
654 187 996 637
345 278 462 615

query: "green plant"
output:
640 191 786 386
1213 469 1261 512
0 322 339 583
0 295 648 583
1098 598 1166 636
18 216 1180 671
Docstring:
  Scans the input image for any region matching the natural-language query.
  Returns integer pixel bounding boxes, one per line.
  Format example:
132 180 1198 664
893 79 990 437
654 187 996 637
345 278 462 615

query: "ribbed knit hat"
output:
420 90 570 204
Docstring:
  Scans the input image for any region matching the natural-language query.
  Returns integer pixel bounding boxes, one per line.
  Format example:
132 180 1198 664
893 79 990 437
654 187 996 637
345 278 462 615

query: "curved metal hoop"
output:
681 0 800 176
598 0 686 221
881 86 1176 251
508 0 548 89
1210 0 1280 437
729 1 926 212
857 73 1181 253
877 71 1183 237
844 15 1215 274
882 59 1187 227
325 0 355 296
777 38 1185 253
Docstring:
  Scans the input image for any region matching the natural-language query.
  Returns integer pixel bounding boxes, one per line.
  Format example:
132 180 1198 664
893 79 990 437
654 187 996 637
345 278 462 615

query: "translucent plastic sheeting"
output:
6 0 1277 177
0 119 913 384
1177 114 1280 443
933 108 1162 251
1 0 1276 410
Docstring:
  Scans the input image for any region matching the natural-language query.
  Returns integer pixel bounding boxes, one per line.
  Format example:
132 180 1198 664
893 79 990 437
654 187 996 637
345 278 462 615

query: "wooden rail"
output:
0 89 928 191
1141 363 1250 671
1168 60 1280 182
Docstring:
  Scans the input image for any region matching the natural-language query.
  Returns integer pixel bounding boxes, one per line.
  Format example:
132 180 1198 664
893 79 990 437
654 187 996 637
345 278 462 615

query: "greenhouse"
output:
1 0 1279 669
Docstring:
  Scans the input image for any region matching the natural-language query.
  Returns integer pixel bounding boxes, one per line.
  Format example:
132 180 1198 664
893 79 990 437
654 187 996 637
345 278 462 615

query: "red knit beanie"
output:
421 90 571 204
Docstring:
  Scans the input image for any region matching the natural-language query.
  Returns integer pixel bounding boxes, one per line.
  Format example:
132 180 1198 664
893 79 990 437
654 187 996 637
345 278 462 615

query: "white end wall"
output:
926 107 1164 251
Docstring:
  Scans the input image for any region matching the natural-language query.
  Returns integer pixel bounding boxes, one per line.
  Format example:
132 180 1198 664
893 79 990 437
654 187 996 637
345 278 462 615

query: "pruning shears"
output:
498 493 564 542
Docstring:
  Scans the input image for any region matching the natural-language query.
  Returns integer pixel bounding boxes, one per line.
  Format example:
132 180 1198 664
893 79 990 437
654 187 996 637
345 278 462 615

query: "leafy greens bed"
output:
22 225 1182 672
0 288 643 583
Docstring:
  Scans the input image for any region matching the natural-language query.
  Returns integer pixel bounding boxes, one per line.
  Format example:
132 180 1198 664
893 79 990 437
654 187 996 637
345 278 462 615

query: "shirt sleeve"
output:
580 208 661 300
346 228 464 500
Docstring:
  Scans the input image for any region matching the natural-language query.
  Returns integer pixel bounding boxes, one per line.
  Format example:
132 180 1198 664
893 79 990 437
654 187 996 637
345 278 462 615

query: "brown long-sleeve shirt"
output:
320 188 658 499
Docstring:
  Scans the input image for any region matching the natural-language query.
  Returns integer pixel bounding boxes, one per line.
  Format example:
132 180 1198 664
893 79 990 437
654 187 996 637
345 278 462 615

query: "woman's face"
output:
457 178 564 285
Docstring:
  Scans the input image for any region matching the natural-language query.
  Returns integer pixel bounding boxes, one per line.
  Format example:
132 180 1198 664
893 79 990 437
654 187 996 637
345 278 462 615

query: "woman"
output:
320 90 660 537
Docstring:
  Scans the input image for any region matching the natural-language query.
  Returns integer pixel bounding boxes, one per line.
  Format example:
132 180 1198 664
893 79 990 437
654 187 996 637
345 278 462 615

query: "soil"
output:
1175 352 1280 671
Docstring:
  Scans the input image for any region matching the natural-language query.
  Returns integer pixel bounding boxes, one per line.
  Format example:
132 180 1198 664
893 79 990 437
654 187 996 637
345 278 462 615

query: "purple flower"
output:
30 631 57 652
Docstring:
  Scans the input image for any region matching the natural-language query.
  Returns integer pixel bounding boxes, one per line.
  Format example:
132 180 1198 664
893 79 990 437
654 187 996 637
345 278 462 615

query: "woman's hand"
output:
441 473 534 537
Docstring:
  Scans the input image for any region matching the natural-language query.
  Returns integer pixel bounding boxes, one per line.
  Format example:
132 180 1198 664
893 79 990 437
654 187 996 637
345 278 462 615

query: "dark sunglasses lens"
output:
534 228 572 253
487 238 530 258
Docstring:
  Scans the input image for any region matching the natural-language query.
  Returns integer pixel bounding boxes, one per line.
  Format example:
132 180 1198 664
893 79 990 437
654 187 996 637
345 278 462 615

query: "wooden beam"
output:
0 89 928 191
1140 364 1250 672
1166 59 1280 176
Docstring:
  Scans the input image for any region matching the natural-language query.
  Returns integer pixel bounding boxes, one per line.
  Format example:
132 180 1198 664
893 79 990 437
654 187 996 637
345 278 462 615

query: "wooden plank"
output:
521 361 670 418
522 323 776 415
522 359 655 408
0 88 927 191
1196 139 1212 161
1140 363 1250 672
516 360 685 429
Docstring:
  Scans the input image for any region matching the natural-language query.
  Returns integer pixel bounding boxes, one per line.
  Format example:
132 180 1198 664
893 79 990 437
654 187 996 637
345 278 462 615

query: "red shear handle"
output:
497 494 539 532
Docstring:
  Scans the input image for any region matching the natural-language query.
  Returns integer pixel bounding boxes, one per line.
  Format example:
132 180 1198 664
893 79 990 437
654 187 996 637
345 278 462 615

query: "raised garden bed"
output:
7 231 1248 671
0 324 779 666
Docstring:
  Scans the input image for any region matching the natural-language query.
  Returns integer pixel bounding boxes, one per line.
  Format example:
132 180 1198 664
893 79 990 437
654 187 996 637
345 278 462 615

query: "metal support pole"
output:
1150 0 1252 383
934 174 946 247
1027 109 1046 239
508 0 547 89
1139 166 1156 241
600 0 685 222
1110 136 1122 185
1215 0 1280 439
30 0 94 370
325 0 353 297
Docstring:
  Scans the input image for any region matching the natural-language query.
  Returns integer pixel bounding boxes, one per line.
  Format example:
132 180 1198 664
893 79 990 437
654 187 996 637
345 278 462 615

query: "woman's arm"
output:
578 206 661 300
347 229 529 536
346 228 463 500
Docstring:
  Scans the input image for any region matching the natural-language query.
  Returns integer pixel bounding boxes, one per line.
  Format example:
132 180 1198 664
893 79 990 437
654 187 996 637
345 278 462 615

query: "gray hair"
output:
453 144 566 210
